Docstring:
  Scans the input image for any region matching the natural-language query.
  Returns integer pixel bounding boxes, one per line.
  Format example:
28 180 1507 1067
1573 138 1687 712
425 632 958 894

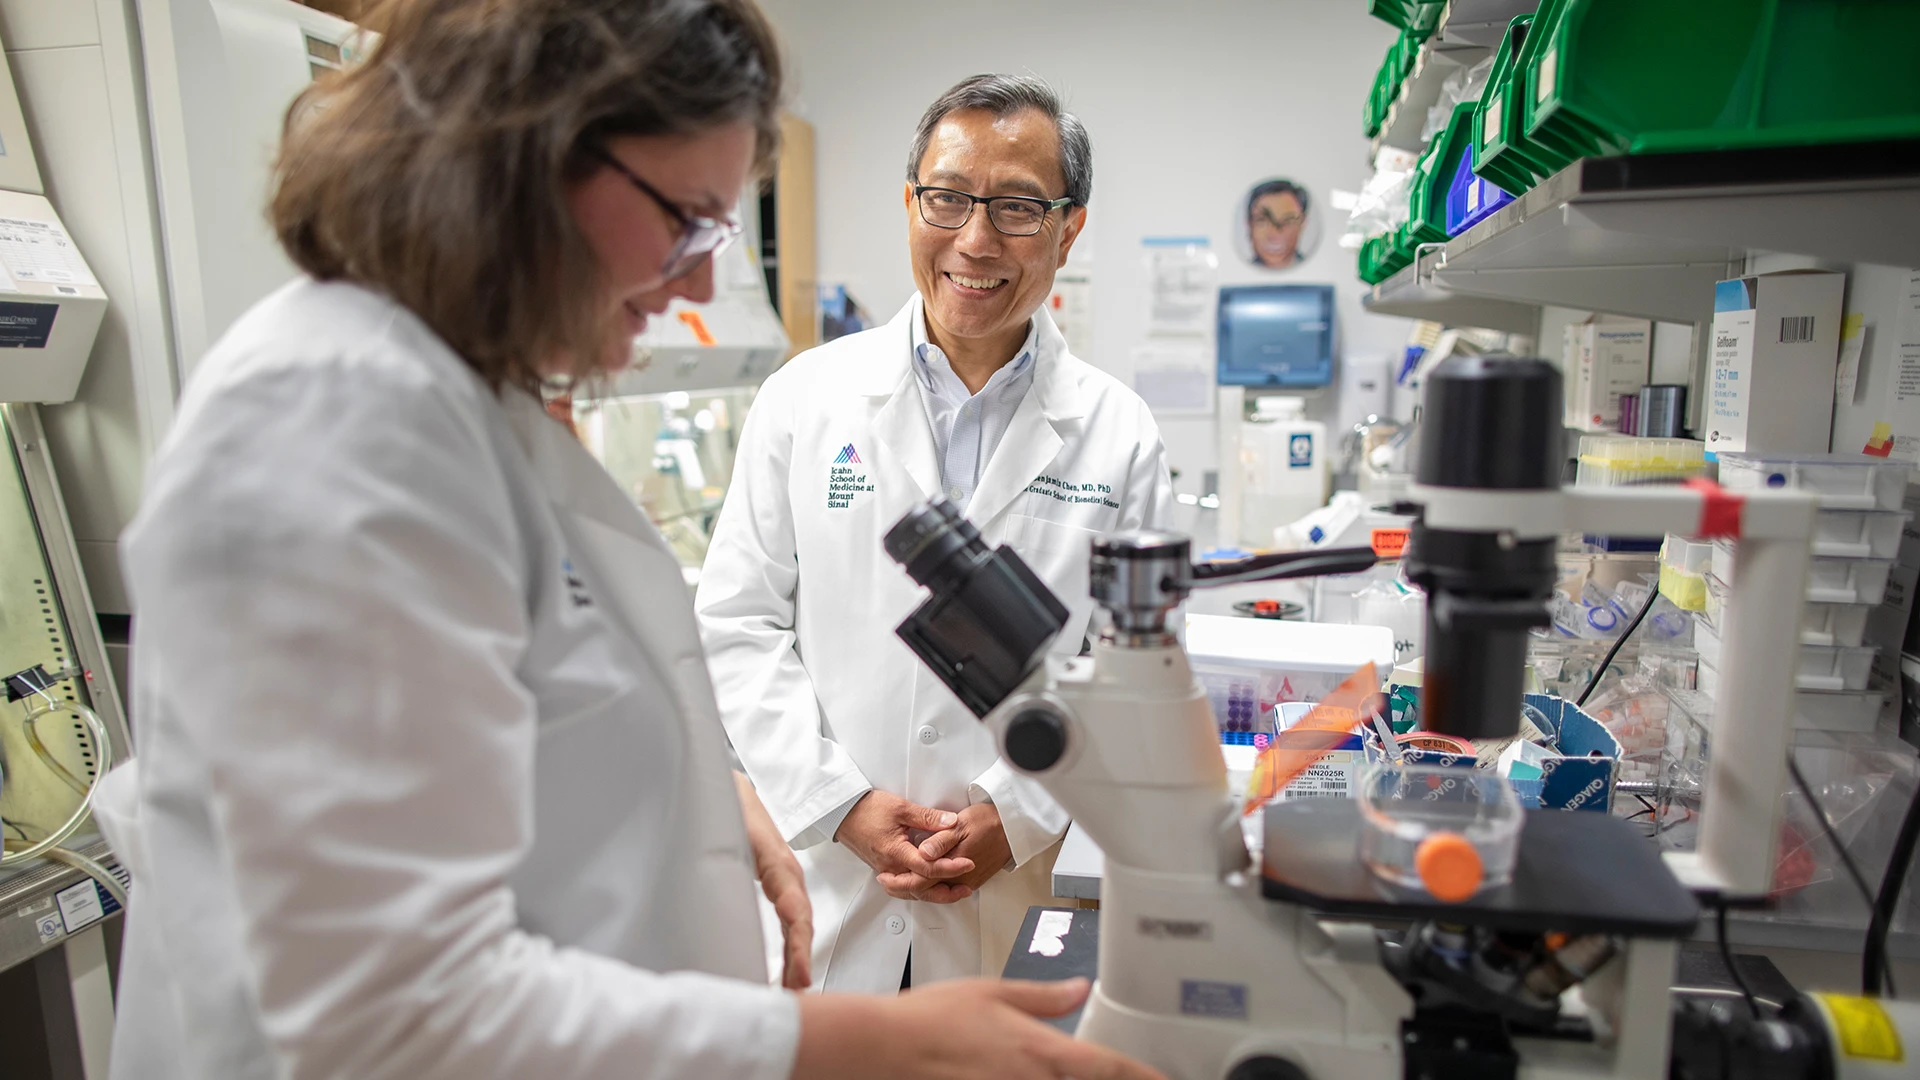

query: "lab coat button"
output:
886 914 906 934
917 725 939 745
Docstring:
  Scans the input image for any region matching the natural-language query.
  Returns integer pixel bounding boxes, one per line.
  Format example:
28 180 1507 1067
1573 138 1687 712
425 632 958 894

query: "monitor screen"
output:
1216 284 1335 388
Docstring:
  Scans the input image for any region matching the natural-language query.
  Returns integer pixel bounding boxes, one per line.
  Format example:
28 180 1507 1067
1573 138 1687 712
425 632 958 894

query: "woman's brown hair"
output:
271 0 783 389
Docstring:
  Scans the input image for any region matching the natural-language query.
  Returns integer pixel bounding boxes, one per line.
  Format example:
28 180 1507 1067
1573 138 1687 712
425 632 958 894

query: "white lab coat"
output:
696 297 1172 993
89 280 798 1080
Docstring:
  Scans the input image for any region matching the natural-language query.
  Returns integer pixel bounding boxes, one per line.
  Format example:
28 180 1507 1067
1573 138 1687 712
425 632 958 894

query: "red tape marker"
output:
1685 477 1744 538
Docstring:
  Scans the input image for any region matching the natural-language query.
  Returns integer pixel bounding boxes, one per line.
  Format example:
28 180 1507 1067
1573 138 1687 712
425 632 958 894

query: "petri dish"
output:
1357 763 1523 901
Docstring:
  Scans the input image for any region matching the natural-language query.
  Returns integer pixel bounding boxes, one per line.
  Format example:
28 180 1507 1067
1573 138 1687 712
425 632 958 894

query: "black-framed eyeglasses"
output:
1254 208 1305 231
913 185 1074 237
592 145 743 281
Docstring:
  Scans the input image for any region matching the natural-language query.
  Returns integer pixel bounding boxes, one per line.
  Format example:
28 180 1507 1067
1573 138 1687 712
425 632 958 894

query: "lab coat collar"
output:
861 295 1081 521
499 388 672 555
859 295 1087 422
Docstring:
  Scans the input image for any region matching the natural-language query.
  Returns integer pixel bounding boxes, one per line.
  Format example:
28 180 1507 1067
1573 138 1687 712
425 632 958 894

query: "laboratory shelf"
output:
1362 247 1544 334
1371 40 1493 155
0 838 125 974
1362 141 1920 327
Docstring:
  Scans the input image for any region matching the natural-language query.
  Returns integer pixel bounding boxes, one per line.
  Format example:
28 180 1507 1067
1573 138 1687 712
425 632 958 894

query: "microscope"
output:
884 354 1918 1080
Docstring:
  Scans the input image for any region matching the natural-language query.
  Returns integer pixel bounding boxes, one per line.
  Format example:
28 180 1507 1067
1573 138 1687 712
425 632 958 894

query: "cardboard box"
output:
1563 316 1652 431
1704 271 1847 455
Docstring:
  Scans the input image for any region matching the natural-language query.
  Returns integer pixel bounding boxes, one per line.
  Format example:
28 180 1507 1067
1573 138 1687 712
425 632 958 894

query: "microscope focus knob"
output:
1003 706 1069 772
1226 1057 1309 1080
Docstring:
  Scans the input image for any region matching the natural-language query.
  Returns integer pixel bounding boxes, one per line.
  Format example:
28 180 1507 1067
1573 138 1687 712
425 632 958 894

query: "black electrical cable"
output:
1864 774 1920 999
1788 757 1893 997
1574 585 1661 707
1715 902 1761 1020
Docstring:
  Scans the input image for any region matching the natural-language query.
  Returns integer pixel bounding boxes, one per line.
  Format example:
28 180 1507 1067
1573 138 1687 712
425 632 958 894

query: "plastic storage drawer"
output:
1702 573 1871 648
1715 452 1909 512
1810 510 1909 559
1793 690 1887 734
1709 544 1894 606
1694 618 1876 693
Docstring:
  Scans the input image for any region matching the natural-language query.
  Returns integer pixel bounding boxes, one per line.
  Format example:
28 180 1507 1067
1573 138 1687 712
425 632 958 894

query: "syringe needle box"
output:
1563 315 1651 432
1705 271 1846 456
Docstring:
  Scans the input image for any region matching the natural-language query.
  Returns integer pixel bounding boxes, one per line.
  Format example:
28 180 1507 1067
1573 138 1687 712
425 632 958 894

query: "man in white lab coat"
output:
696 74 1172 993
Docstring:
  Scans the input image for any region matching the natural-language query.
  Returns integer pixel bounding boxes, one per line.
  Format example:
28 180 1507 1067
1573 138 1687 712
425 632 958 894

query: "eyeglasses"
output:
913 185 1074 237
1254 208 1305 232
592 145 743 281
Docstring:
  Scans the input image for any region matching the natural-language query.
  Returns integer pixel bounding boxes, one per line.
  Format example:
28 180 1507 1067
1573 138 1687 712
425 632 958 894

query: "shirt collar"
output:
911 305 1037 396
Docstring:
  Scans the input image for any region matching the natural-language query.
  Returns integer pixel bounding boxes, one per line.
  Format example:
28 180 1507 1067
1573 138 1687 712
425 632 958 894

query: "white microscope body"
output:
990 636 1411 1080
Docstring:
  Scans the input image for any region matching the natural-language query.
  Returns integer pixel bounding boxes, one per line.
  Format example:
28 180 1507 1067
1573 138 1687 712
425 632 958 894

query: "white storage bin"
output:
1711 542 1894 605
1804 558 1895 605
1693 617 1876 692
1186 615 1395 731
1701 574 1870 647
1716 452 1909 511
1796 645 1877 693
1810 509 1909 559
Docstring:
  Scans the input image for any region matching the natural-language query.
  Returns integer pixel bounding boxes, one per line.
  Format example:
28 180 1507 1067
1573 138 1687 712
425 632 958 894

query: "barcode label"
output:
1781 316 1815 344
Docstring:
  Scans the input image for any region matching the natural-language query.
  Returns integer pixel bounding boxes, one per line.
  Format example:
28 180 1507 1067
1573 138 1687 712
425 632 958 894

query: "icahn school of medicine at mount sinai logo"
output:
827 443 873 509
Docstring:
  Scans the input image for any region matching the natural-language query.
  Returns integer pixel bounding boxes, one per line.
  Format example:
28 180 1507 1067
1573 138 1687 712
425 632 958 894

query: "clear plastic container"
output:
1710 543 1894 605
1716 452 1910 512
1574 435 1707 487
1693 616 1877 692
1357 764 1522 900
1794 690 1887 734
1810 510 1909 559
1702 573 1871 647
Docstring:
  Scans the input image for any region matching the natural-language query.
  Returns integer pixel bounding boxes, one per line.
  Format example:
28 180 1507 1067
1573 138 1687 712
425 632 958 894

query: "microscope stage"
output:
1260 800 1701 936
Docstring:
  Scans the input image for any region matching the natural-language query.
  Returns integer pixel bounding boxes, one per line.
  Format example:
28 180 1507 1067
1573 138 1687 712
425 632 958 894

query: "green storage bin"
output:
1532 0 1920 156
1472 15 1548 195
1369 0 1414 31
1369 0 1444 38
1513 0 1605 165
1359 234 1395 285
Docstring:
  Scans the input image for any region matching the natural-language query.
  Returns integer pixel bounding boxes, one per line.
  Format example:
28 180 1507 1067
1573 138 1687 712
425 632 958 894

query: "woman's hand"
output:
792 977 1168 1080
734 771 812 990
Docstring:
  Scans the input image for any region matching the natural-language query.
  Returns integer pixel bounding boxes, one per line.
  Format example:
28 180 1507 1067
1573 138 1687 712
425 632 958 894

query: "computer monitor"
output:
1216 284 1335 388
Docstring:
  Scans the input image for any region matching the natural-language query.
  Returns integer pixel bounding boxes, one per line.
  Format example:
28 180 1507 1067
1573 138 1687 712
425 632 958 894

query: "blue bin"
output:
1444 146 1515 237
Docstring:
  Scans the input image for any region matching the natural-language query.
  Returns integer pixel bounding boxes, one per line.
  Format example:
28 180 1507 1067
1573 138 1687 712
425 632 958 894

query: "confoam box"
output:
1704 270 1846 456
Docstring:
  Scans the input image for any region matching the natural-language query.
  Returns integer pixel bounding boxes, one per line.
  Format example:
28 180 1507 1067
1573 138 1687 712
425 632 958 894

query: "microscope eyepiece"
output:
883 499 1070 717
883 500 988 594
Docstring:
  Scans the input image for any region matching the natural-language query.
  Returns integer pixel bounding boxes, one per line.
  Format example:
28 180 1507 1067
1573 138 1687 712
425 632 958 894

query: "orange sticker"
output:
678 310 717 346
1371 528 1410 558
1242 662 1381 817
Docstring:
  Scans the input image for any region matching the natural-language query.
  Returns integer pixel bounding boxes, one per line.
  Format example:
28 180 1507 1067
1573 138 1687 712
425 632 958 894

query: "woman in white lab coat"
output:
91 3 1162 1079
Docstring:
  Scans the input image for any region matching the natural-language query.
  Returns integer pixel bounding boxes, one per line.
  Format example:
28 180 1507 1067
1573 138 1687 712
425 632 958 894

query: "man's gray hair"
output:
907 74 1092 207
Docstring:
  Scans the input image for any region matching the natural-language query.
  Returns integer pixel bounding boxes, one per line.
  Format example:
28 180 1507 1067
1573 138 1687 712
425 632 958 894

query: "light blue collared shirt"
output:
910 309 1038 511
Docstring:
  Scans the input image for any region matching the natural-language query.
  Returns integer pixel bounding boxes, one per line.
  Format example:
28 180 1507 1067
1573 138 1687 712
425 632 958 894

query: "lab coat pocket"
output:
1002 513 1100 655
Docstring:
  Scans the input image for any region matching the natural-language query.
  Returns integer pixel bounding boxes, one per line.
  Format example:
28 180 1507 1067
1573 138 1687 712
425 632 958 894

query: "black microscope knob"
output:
1004 708 1068 771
